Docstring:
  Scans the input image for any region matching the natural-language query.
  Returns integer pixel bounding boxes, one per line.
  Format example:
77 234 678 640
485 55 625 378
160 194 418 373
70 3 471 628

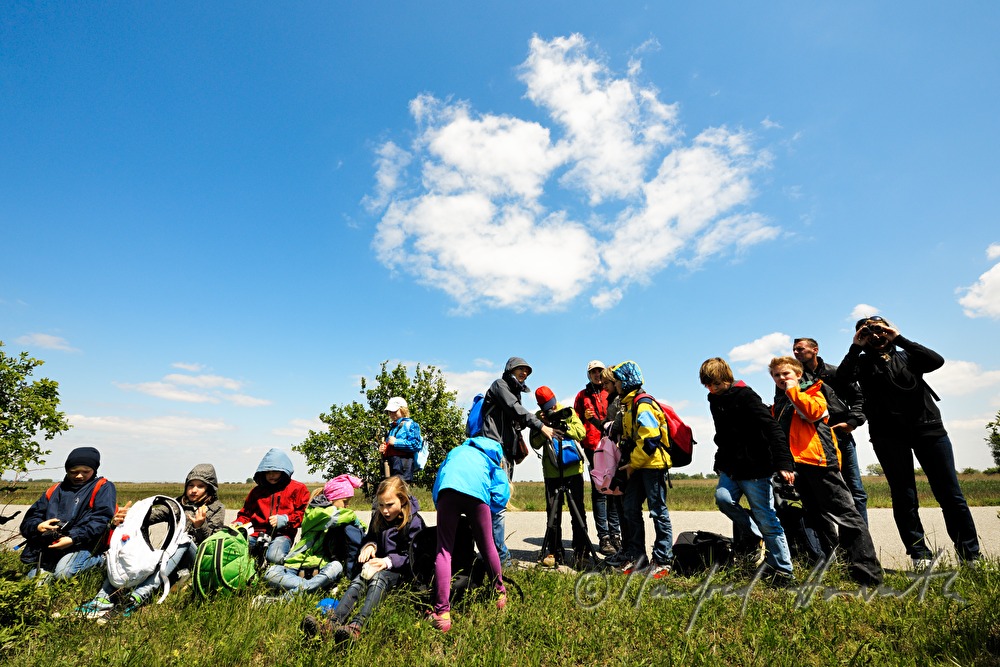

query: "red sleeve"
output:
284 481 311 529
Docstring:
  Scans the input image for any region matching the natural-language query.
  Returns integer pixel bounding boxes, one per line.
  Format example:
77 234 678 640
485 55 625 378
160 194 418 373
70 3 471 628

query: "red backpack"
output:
632 392 696 468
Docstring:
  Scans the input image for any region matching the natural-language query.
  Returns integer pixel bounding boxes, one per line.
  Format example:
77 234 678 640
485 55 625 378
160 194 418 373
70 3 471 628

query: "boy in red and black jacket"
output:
574 359 620 556
236 448 310 564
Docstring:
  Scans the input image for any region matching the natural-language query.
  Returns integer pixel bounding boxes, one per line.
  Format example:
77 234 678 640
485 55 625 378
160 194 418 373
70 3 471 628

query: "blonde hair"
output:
768 356 803 374
699 358 734 385
397 405 410 418
372 476 413 533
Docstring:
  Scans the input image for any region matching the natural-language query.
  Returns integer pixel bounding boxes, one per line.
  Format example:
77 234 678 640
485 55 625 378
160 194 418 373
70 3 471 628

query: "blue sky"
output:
3 2 999 483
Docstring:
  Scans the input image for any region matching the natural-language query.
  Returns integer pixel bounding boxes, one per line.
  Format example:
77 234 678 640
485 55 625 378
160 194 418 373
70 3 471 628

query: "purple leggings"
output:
434 489 504 615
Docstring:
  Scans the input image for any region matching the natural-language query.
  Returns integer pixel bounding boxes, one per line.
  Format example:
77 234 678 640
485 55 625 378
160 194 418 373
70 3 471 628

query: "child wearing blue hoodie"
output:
427 436 511 632
19 446 117 582
235 448 310 564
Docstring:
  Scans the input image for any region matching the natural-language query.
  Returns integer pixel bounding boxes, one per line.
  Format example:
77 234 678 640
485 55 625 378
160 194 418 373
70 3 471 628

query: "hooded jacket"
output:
282 494 366 576
482 357 546 463
708 381 793 479
772 379 840 469
361 496 425 573
574 382 608 451
619 388 671 470
383 417 423 458
146 464 226 546
235 449 311 540
19 474 117 565
836 336 947 439
433 436 512 514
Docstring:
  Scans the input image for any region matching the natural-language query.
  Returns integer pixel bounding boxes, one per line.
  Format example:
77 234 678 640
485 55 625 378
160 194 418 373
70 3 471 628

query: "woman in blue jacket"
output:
428 436 511 632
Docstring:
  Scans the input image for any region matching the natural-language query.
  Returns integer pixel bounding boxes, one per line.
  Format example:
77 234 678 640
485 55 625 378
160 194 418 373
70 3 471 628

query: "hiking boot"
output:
763 568 795 588
75 598 114 620
429 611 451 632
598 536 616 556
301 615 335 640
611 534 622 552
540 554 557 568
334 623 362 642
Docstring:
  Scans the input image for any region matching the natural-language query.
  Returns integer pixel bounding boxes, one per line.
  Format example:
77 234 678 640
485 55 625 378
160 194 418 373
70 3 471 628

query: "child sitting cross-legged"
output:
260 474 366 598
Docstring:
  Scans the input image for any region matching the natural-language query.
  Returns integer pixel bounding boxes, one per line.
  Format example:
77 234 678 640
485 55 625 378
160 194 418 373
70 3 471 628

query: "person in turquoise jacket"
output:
428 437 510 632
529 386 592 568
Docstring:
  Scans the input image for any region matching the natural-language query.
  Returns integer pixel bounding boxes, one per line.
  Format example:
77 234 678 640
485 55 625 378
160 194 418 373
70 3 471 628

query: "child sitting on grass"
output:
76 463 225 618
301 476 424 642
261 474 366 598
19 447 117 583
234 448 310 564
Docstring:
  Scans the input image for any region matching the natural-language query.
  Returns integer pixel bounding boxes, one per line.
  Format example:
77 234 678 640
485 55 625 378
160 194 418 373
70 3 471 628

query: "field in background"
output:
5 475 1000 512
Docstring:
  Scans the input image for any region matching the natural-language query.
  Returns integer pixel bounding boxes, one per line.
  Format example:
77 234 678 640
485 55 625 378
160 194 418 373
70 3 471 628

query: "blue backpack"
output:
466 393 487 437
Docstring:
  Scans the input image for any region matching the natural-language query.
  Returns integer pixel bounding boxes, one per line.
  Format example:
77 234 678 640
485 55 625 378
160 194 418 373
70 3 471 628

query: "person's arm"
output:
492 381 548 434
628 400 666 469
394 419 423 452
19 492 52 539
745 391 795 475
563 410 587 442
65 480 117 549
894 336 945 374
786 384 828 422
279 483 311 530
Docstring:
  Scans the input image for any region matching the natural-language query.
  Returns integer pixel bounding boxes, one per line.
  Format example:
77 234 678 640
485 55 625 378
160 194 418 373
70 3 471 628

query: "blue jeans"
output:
249 535 292 564
715 473 793 575
585 448 620 540
491 508 510 564
263 560 344 595
27 548 106 582
333 570 403 629
873 431 980 561
838 432 869 524
623 468 673 565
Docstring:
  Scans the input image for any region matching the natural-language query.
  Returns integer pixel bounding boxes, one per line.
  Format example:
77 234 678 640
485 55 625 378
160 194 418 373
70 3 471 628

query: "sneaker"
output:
598 536 616 556
604 551 628 566
334 623 362 642
647 561 671 580
763 568 795 588
911 557 934 571
748 540 766 569
121 593 145 617
252 595 286 608
75 598 114 620
301 615 335 640
540 554 556 567
496 592 507 610
173 568 192 589
621 555 649 575
429 611 451 632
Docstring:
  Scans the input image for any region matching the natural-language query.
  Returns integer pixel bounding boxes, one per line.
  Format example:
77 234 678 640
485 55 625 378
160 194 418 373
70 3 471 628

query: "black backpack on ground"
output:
409 517 487 604
672 531 734 575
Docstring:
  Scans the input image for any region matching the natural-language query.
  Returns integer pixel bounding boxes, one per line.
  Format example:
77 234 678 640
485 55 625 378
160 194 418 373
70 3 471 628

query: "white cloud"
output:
927 360 1000 397
958 247 1000 318
729 332 793 373
117 369 270 407
368 34 775 313
441 369 497 407
272 417 326 438
171 362 204 372
850 303 880 320
761 116 782 129
69 414 236 437
13 333 78 352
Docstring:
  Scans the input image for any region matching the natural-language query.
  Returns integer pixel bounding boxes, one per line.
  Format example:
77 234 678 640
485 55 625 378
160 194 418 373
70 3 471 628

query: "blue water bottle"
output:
317 598 339 615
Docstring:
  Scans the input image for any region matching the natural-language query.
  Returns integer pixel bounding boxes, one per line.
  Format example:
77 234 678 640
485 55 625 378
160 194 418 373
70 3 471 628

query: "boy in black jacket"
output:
700 358 796 583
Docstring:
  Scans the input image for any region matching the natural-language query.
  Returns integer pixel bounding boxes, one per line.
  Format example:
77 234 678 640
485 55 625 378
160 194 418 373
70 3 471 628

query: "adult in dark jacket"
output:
481 356 555 564
19 446 116 582
837 316 980 566
793 337 869 523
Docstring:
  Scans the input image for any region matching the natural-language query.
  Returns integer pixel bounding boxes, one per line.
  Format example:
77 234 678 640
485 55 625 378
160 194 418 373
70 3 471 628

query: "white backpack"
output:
106 495 190 603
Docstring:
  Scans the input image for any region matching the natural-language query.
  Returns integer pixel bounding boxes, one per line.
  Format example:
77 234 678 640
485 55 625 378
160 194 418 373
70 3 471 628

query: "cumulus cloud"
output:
116 369 271 407
958 244 1000 318
272 417 327 438
171 362 205 372
927 359 1000 397
729 332 793 373
850 303 880 320
70 414 236 437
441 368 497 406
368 33 777 312
13 333 78 352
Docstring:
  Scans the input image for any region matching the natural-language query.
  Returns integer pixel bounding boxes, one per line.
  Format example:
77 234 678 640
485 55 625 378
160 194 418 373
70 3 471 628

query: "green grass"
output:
2 549 999 666
6 475 1000 513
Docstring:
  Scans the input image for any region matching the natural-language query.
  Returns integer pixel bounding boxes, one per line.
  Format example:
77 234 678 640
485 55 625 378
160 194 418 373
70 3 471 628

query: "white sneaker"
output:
911 557 934 570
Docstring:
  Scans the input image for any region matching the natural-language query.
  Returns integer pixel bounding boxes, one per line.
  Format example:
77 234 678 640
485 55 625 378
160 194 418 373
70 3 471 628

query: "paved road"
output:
2 504 996 570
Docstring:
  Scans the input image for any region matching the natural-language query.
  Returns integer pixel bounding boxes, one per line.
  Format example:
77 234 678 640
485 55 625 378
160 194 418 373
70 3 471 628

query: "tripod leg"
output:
564 486 599 564
539 483 564 564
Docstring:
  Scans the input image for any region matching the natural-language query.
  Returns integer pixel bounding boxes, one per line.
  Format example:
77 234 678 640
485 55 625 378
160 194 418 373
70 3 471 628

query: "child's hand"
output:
48 536 73 550
585 408 595 419
112 501 132 527
192 505 207 527
778 470 795 485
830 422 855 434
37 518 62 533
359 543 377 562
386 435 396 446
268 515 279 528
379 442 388 455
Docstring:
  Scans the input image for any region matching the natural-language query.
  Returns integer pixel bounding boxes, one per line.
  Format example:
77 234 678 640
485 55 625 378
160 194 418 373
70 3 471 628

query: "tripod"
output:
538 469 599 568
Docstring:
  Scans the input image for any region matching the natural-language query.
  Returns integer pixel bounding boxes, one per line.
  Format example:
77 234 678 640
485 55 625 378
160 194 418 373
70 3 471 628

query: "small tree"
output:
865 463 883 476
987 410 1000 468
294 361 465 496
0 342 71 478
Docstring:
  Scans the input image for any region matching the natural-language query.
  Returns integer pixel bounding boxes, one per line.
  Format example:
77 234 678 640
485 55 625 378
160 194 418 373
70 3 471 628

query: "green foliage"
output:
0 573 52 651
294 361 465 495
866 463 884 476
987 409 1000 468
0 341 71 478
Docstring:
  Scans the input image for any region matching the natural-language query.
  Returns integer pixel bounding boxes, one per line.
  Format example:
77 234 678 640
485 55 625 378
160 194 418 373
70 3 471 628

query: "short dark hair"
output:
793 338 818 348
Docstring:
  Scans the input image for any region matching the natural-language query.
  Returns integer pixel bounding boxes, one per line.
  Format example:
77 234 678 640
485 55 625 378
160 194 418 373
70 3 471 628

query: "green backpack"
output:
194 525 257 598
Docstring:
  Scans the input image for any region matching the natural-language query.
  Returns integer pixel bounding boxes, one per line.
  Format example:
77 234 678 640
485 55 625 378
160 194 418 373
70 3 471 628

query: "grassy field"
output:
5 475 1000 512
2 547 999 666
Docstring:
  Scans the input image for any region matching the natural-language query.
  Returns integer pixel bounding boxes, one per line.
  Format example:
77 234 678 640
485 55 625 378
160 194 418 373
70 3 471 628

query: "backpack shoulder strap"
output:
45 483 58 500
88 477 107 508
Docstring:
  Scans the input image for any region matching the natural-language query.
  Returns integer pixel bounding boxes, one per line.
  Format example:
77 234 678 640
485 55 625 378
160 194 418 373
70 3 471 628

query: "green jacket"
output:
530 402 587 478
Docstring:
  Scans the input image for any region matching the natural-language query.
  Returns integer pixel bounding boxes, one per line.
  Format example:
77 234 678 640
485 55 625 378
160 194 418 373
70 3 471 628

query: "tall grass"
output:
2 549 999 666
